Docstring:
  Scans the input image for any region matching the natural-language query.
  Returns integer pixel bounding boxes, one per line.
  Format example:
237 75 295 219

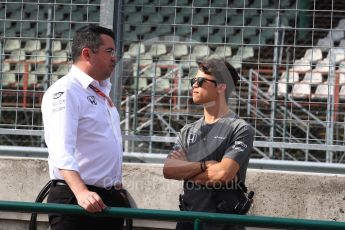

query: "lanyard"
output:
89 84 115 107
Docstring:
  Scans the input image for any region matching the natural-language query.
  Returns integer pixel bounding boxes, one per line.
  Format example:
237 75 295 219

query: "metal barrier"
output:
1 200 345 230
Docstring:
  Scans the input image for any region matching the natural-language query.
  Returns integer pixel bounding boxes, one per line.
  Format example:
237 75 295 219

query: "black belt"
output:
51 180 123 192
52 180 68 186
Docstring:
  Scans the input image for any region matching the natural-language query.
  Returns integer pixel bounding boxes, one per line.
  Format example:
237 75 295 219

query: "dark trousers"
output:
47 182 126 230
176 221 245 230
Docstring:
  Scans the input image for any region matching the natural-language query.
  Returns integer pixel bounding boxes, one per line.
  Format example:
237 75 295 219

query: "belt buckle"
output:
56 181 67 186
113 183 123 190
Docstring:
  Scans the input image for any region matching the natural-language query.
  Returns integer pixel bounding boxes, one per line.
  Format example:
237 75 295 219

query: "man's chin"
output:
192 98 200 104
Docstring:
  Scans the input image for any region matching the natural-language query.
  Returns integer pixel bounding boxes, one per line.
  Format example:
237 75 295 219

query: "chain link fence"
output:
1 0 345 163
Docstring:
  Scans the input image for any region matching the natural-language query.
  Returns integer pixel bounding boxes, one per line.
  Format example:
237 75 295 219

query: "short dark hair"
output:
197 59 239 100
71 24 114 62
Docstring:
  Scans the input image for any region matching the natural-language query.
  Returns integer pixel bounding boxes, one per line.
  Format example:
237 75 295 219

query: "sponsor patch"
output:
87 96 97 105
214 136 226 140
52 107 65 113
53 92 64 99
52 99 65 106
233 141 247 151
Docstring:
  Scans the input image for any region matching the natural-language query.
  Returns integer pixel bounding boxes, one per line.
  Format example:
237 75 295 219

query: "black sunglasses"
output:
190 77 217 87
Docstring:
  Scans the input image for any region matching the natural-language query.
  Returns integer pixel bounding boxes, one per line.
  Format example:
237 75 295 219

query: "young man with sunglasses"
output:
163 59 254 230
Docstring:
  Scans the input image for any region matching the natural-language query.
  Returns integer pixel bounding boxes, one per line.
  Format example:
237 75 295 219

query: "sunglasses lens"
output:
190 78 195 87
197 78 204 87
190 78 206 87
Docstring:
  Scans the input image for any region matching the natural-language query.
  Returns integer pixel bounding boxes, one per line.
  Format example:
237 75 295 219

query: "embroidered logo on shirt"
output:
53 92 64 99
233 141 247 151
52 99 65 106
214 136 226 140
87 96 97 105
187 133 198 144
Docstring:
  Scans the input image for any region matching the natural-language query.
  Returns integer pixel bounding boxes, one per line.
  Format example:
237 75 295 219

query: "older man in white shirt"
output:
41 24 125 230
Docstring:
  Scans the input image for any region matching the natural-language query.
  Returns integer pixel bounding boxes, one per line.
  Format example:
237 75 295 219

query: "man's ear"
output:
81 48 91 61
217 83 227 94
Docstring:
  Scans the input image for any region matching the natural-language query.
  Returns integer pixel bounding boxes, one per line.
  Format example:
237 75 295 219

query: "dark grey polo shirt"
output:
172 112 254 183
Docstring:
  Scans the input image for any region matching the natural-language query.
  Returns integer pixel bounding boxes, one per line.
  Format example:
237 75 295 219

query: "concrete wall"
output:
0 157 345 229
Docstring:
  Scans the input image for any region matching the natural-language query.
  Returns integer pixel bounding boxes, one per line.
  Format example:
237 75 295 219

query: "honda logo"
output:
87 96 97 105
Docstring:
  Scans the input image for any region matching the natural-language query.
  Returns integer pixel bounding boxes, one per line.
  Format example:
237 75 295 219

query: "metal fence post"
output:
194 218 201 230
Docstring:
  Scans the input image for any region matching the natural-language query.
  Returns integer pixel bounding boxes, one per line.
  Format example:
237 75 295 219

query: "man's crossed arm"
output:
163 150 239 185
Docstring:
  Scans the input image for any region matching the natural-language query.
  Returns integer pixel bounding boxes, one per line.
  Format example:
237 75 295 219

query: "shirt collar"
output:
70 65 112 91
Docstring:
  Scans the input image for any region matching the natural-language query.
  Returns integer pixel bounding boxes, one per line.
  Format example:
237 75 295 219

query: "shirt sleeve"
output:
42 84 80 172
167 124 190 159
223 123 254 167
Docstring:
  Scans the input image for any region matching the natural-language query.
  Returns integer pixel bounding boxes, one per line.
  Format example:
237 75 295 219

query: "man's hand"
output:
75 189 106 213
205 160 218 168
59 169 107 213
189 158 239 185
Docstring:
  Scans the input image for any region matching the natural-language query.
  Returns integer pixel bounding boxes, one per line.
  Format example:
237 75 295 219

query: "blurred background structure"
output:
1 0 345 164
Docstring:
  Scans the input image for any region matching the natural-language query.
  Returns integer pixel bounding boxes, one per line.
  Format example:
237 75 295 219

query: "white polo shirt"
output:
41 65 123 188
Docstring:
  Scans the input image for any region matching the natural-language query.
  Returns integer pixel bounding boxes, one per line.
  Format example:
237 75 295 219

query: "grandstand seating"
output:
327 29 344 42
52 50 68 63
157 53 176 66
291 83 311 99
214 46 232 58
268 82 288 97
337 18 345 29
32 63 47 75
1 0 344 105
0 1 100 93
314 59 331 73
130 76 147 91
18 74 39 89
147 43 167 57
4 39 21 52
227 55 242 69
340 85 345 98
301 71 323 85
50 74 60 84
170 44 189 58
313 83 333 99
291 59 312 73
326 48 345 64
53 64 70 76
338 61 345 72
29 50 46 62
303 48 322 63
11 63 31 74
52 41 63 52
155 78 171 93
279 71 299 83
23 40 41 53
138 53 154 66
339 73 345 84
316 37 334 52
191 44 211 59
339 39 345 48
2 73 17 89
125 43 146 58
6 50 26 62
2 62 11 72
235 46 254 60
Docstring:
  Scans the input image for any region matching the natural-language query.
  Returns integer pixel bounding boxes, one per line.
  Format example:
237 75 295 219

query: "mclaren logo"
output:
87 96 97 105
53 92 64 99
